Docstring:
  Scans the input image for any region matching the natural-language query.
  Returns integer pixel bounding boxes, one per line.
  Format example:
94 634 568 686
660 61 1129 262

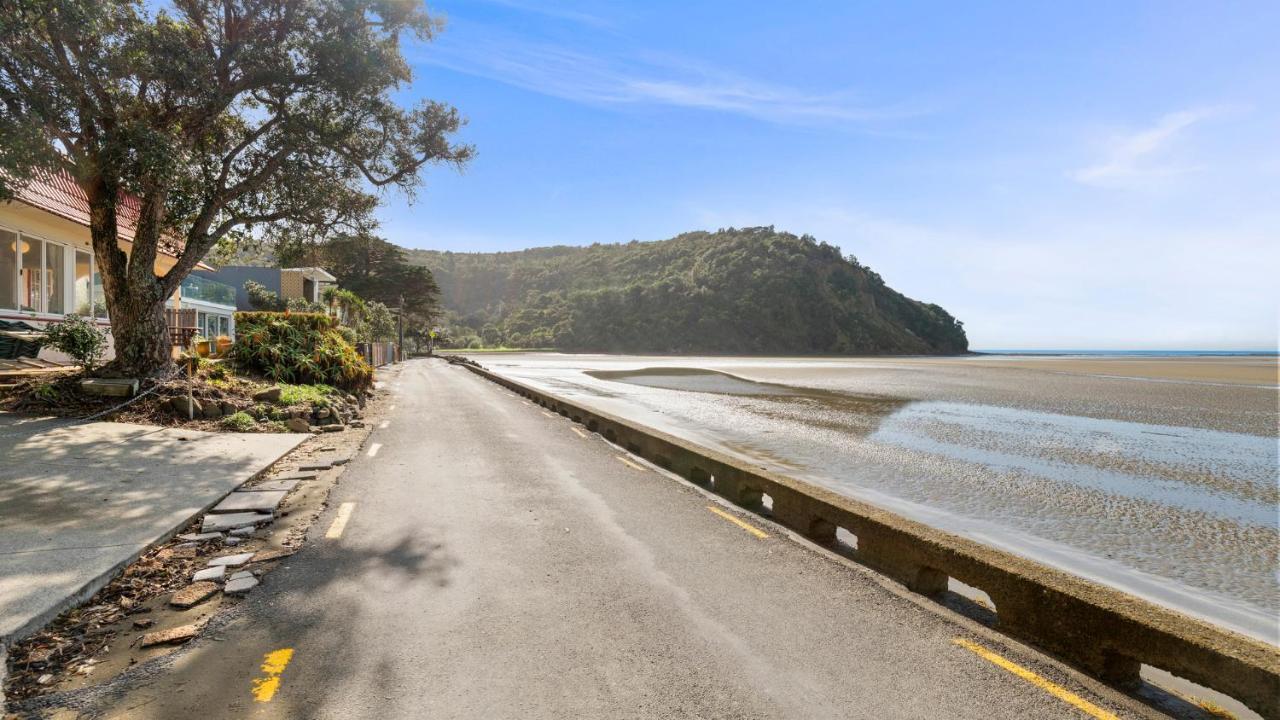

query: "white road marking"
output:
367 443 382 458
378 420 390 429
325 503 356 539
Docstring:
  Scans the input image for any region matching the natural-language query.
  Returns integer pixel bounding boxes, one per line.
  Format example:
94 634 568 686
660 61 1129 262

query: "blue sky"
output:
378 1 1278 350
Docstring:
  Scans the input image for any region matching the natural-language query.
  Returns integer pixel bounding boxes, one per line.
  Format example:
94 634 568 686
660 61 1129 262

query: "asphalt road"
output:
73 358 1158 719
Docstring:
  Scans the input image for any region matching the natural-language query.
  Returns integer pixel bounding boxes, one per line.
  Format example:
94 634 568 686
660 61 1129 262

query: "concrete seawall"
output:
462 363 1280 718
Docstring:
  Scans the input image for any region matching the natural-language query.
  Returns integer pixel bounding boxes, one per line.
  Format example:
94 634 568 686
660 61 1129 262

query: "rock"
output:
319 424 345 433
201 402 222 419
37 673 54 685
220 401 237 416
251 548 297 563
224 537 241 546
230 526 257 537
210 490 287 514
285 417 311 433
314 407 331 419
201 511 273 532
253 386 283 402
207 552 254 568
350 420 365 428
171 396 202 417
140 623 202 647
132 618 155 629
192 566 226 583
224 573 259 595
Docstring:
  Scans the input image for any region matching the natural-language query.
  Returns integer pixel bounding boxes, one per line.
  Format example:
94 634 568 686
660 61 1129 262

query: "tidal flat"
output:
478 353 1280 643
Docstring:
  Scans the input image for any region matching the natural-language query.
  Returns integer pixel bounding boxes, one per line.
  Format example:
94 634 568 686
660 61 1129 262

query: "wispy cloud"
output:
414 30 922 127
1071 107 1229 186
459 0 615 28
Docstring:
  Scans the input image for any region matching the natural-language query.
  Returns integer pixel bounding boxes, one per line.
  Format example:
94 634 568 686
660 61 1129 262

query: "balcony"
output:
179 275 236 306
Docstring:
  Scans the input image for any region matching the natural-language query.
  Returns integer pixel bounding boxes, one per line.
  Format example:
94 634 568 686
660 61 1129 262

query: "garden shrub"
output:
42 315 108 371
230 312 373 391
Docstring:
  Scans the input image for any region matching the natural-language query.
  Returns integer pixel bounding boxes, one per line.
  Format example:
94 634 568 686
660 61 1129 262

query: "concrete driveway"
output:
0 413 306 645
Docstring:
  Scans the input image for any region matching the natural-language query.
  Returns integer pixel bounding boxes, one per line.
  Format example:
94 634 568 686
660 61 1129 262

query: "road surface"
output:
74 358 1157 719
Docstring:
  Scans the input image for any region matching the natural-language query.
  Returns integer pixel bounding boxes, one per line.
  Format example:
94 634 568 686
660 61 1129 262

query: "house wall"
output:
279 269 305 301
193 266 281 311
0 200 181 363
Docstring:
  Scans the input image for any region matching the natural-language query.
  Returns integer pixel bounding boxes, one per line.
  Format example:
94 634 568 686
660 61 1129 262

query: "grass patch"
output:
278 383 337 406
220 411 257 432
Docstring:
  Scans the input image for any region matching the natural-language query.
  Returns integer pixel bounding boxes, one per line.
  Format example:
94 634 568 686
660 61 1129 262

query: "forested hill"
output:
405 227 968 354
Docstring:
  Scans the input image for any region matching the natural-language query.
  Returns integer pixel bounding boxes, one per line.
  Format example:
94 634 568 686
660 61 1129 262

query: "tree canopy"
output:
0 0 472 374
410 227 968 355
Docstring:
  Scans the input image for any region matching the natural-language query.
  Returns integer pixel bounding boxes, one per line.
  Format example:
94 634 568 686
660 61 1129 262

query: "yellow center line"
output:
571 426 589 438
616 455 645 471
707 505 770 539
952 638 1119 720
325 502 356 539
251 648 294 703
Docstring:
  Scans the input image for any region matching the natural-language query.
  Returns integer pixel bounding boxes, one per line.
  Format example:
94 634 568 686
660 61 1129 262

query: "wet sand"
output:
479 353 1280 643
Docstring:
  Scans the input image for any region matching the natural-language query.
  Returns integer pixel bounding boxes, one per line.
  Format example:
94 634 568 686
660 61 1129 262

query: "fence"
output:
357 341 399 367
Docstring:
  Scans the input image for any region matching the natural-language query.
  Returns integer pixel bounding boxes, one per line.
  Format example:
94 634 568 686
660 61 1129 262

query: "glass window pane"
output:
92 270 108 319
20 236 41 312
218 315 229 337
0 229 16 310
74 251 92 316
45 243 64 315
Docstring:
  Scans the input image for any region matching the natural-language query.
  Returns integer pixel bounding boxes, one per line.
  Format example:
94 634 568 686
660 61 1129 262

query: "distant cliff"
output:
406 227 968 354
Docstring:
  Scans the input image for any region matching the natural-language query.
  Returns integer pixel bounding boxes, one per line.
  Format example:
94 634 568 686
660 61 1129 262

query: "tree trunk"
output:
103 285 173 378
85 177 175 378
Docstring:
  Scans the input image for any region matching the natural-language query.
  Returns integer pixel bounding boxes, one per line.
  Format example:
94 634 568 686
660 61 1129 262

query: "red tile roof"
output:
11 169 191 261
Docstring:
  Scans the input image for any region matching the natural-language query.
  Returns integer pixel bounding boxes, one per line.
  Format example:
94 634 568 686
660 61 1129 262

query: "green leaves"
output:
229 311 372 391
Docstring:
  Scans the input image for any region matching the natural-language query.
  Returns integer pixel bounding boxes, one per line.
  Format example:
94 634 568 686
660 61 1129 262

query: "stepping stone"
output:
230 526 257 538
296 462 332 471
207 552 254 568
140 623 201 647
192 566 226 583
247 478 300 493
170 581 220 609
202 512 272 532
210 490 287 514
274 472 318 482
178 532 223 542
224 573 259 595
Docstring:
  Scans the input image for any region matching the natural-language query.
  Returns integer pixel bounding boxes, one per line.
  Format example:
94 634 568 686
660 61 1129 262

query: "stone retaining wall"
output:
464 363 1280 718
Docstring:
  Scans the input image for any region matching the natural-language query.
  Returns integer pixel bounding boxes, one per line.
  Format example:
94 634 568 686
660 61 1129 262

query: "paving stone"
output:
246 478 300 493
207 552 254 568
228 570 255 581
251 548 297 563
224 574 259 594
201 512 272 532
178 532 223 542
191 566 226 583
210 490 287 514
285 417 311 433
230 526 256 537
170 581 220 609
140 623 202 647
274 472 319 482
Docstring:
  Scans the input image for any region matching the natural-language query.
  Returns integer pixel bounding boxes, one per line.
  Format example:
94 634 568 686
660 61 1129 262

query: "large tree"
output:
278 232 441 320
0 0 472 376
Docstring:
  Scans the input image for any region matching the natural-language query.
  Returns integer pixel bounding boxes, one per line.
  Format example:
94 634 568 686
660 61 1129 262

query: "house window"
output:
0 229 16 310
92 270 108 320
45 242 64 315
20 235 41 312
74 251 92 315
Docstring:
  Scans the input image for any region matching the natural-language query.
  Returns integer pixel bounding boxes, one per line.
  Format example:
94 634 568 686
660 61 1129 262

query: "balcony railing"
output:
180 275 236 306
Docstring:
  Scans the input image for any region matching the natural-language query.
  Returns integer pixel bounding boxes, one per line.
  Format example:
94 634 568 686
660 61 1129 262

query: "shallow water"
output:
481 355 1280 643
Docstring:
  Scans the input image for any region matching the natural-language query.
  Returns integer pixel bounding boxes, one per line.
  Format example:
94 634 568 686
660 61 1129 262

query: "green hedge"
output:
231 312 373 391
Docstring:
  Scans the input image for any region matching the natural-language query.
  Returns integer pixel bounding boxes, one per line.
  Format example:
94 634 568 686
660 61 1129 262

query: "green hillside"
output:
406 227 968 354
